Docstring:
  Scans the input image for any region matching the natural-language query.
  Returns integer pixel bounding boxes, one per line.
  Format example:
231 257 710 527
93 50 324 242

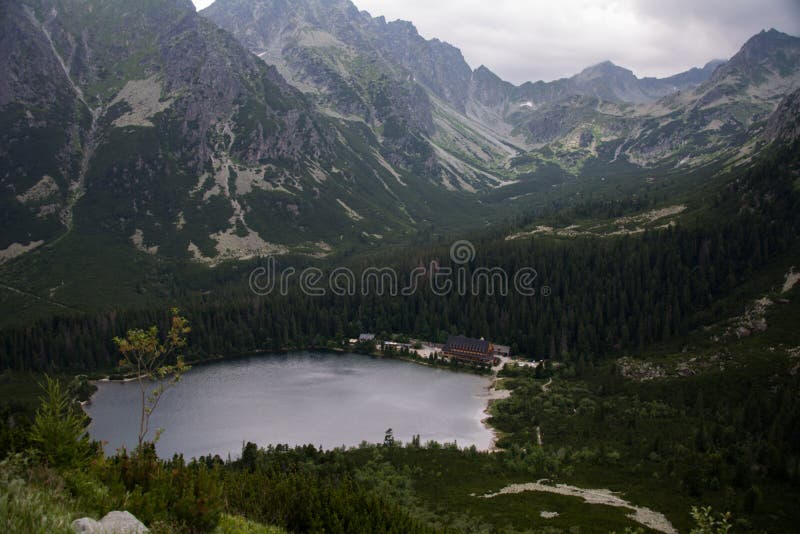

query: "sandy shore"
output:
475 357 542 451
476 376 512 451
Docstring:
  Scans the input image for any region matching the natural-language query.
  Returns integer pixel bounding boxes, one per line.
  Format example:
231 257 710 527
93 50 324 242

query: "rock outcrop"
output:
72 511 148 534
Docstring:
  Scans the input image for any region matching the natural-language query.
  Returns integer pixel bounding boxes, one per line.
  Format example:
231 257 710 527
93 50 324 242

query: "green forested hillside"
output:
1 140 797 373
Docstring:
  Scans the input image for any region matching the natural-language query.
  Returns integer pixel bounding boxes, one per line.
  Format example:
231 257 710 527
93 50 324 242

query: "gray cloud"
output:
193 0 800 84
350 0 800 84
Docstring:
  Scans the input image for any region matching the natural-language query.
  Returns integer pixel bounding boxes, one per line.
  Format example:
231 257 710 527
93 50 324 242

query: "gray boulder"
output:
72 511 148 534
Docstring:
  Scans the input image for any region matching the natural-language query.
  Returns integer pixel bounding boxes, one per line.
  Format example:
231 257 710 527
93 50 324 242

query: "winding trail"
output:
532 379 551 445
541 378 553 393
0 282 81 312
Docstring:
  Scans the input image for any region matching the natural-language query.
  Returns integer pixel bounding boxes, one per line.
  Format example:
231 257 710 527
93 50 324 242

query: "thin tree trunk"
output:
139 379 146 450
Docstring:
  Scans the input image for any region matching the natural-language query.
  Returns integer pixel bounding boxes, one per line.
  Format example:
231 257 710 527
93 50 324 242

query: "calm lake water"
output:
86 351 494 458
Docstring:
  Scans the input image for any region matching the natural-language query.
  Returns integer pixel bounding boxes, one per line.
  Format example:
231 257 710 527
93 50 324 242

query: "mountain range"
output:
1 0 799 283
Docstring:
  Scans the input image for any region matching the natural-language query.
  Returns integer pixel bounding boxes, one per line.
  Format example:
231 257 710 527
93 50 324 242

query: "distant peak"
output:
473 65 504 83
577 60 634 79
744 28 794 46
587 60 617 70
733 28 800 61
583 60 625 72
758 28 786 38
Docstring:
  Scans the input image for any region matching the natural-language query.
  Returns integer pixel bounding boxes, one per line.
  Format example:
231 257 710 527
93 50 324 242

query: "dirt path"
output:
0 282 80 312
478 480 677 534
541 378 553 393
784 267 800 294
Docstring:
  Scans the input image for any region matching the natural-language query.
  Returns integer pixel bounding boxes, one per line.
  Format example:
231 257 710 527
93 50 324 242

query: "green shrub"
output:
103 446 224 532
690 506 732 534
27 376 95 469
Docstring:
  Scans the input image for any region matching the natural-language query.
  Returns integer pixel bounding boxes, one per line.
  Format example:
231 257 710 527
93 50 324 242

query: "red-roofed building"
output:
443 335 498 365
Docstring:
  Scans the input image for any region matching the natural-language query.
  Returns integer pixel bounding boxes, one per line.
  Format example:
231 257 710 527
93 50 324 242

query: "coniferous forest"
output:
1 143 797 375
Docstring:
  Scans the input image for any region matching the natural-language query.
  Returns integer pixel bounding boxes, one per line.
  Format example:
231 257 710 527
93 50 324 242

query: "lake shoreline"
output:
481 377 512 451
88 349 508 453
86 351 500 457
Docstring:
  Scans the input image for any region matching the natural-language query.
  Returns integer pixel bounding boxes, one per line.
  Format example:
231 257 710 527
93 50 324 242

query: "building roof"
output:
359 333 375 341
444 335 491 355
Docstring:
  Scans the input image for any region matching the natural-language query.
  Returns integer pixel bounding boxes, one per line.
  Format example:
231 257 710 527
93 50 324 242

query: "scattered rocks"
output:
788 347 800 376
617 357 666 381
674 361 695 377
72 511 148 534
675 352 733 377
721 297 772 340
620 351 733 381
783 267 800 294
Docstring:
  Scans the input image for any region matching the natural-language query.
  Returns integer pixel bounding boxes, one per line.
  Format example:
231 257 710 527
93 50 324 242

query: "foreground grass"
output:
0 458 74 534
214 514 287 534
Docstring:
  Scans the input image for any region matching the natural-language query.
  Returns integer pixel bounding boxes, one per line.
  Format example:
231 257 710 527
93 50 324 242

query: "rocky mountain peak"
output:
204 0 474 112
473 65 504 82
576 60 633 79
714 28 800 83
745 28 795 48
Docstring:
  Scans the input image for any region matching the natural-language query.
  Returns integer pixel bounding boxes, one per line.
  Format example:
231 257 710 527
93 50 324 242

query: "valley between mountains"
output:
2 1 798 297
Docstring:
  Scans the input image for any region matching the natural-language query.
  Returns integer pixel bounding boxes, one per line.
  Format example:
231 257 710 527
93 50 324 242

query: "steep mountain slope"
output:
0 0 89 259
505 29 800 174
766 87 800 143
201 0 519 191
626 29 800 166
203 0 799 188
1 0 495 271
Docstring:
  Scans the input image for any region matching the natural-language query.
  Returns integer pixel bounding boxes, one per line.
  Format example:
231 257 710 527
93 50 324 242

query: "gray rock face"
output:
72 511 148 534
765 88 800 143
3 0 465 265
202 0 440 166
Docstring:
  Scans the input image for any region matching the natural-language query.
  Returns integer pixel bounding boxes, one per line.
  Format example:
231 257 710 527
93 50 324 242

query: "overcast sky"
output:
192 0 800 84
